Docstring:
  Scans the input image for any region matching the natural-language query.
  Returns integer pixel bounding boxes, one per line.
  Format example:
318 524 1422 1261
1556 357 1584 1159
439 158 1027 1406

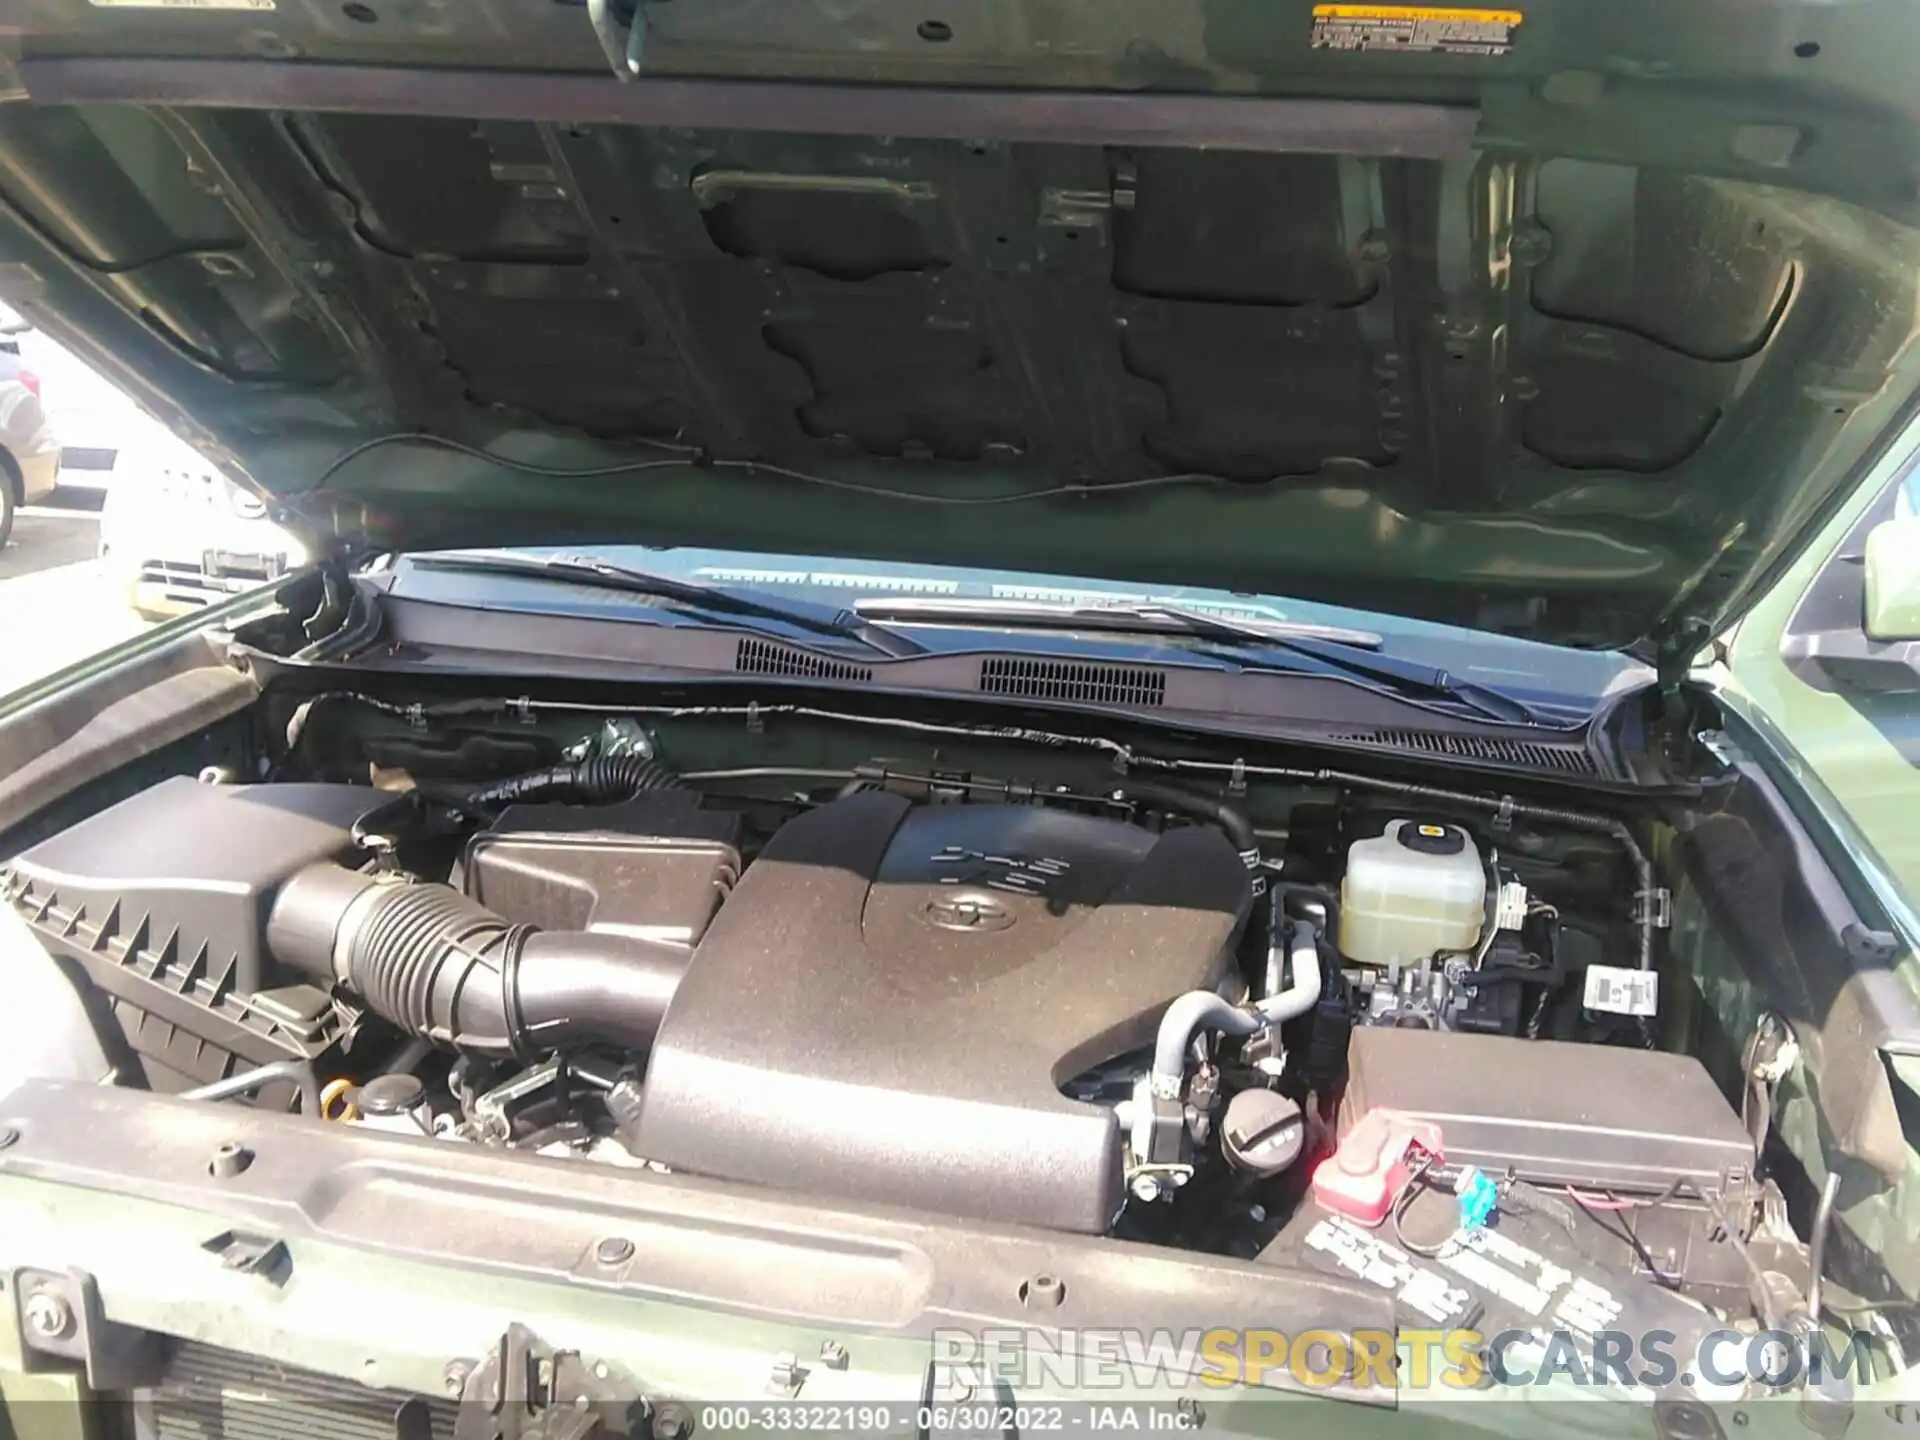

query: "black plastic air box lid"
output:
6 776 384 998
465 790 742 942
1342 1028 1754 1197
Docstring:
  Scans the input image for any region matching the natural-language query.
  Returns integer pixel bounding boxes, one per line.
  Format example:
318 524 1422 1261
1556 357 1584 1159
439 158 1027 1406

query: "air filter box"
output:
2 777 386 1094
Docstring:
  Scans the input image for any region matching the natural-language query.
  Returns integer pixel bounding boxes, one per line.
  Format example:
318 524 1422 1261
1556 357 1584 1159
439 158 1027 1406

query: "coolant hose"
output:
1254 919 1325 1024
1114 779 1260 875
267 863 689 1060
1150 917 1322 1099
466 753 682 811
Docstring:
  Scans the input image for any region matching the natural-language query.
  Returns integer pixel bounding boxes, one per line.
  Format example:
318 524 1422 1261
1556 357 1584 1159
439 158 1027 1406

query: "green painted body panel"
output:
1720 426 1920 941
8 1 1920 1427
9 0 1920 652
1 1173 1900 1434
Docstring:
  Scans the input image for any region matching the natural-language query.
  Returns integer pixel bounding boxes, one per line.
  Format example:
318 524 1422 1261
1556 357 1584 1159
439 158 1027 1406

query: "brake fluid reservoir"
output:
1339 820 1486 967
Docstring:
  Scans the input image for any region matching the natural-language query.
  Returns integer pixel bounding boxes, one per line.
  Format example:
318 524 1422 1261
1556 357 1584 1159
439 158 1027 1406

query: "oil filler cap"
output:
1221 1089 1305 1177
1398 822 1467 856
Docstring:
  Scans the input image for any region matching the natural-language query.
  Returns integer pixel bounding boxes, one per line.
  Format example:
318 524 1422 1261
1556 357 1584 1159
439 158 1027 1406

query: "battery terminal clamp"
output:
1310 1109 1444 1226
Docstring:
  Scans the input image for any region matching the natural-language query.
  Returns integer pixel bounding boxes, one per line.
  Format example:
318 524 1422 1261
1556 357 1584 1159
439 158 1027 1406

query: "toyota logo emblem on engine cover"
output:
922 893 1018 932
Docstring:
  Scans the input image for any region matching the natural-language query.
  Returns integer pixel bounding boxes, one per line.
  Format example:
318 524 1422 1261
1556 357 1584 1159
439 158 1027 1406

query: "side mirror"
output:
1779 516 1920 693
1865 517 1920 641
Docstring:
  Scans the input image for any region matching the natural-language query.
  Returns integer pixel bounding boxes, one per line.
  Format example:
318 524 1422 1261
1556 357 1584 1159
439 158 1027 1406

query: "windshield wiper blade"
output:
407 551 925 658
852 596 1386 647
853 596 1539 724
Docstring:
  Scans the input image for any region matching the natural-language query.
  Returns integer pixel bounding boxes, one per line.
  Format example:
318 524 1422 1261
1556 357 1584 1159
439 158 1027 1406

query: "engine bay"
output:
0 688 1816 1374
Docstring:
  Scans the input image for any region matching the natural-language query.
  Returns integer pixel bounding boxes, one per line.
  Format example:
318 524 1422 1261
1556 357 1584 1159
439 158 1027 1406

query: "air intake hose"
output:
466 754 682 811
267 864 689 1060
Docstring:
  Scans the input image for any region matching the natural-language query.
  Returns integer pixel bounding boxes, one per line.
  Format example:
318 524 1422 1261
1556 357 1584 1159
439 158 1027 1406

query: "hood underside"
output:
7 1 1920 655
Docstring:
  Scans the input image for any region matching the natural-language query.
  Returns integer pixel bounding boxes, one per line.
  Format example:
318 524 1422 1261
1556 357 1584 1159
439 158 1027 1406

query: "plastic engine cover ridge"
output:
632 792 1254 1232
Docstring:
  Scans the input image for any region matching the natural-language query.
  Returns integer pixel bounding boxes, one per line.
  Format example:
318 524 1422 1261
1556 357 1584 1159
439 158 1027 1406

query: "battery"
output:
1342 1028 1754 1201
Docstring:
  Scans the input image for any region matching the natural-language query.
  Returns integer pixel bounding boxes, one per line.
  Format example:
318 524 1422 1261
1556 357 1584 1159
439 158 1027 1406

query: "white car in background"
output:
1 305 302 613
98 433 305 618
0 332 60 547
10 323 158 497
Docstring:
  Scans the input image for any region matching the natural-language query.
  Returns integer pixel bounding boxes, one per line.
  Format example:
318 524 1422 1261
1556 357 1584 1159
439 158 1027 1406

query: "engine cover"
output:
633 792 1253 1232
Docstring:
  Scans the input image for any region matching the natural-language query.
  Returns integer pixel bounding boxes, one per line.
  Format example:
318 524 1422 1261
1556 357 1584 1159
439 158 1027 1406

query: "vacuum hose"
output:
267 863 689 1060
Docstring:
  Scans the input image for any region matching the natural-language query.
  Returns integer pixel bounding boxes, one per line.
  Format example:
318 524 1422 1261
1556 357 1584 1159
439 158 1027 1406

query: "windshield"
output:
394 545 1650 718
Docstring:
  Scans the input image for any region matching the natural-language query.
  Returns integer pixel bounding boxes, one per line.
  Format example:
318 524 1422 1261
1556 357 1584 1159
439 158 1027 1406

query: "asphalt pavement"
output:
3 490 103 581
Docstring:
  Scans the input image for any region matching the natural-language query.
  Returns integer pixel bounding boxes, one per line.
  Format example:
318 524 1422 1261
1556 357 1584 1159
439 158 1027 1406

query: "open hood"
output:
7 0 1920 659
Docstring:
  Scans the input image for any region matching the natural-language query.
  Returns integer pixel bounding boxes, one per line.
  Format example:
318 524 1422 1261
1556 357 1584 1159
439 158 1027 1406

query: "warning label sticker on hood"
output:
1311 5 1521 55
1302 1215 1481 1326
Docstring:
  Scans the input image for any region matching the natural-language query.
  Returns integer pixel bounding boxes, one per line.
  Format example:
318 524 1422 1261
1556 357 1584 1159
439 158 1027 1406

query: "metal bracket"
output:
1226 758 1247 799
927 768 971 804
1491 795 1515 835
1632 887 1673 929
11 1268 164 1390
1747 1012 1802 1085
455 1322 650 1440
1695 728 1741 768
470 1055 568 1143
1125 1159 1195 1204
1037 185 1131 245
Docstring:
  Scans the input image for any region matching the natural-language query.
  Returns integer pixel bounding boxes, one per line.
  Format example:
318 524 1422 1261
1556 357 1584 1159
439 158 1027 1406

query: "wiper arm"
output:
1110 604 1540 723
852 596 1385 647
853 596 1539 724
406 551 925 658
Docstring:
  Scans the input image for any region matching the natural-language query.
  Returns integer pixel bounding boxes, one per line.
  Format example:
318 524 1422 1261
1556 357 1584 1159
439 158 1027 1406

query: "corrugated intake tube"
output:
267 864 689 1060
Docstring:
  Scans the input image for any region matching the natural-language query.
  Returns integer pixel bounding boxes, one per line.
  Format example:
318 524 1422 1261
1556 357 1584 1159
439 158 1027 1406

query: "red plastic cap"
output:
1309 1108 1444 1226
